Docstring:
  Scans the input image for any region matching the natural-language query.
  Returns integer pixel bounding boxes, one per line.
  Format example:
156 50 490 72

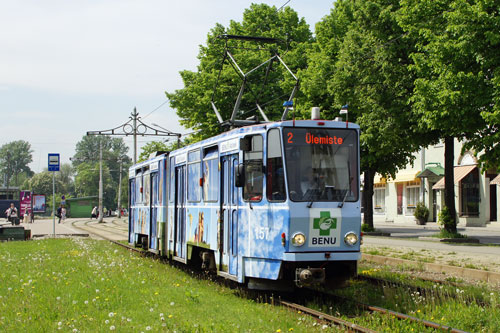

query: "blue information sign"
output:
48 153 60 172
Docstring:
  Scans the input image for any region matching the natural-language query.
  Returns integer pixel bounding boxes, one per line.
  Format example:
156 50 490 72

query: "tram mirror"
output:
235 164 245 187
240 137 251 152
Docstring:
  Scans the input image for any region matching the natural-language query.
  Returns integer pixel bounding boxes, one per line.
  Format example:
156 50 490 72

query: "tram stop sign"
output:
48 153 60 172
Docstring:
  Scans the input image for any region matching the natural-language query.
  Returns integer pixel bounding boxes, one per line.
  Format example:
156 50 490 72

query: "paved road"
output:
365 220 500 256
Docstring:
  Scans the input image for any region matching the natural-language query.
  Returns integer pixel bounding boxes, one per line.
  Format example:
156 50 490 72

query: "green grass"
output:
0 239 323 332
343 263 500 332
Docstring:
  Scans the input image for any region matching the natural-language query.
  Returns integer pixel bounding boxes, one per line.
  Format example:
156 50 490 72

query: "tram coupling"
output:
295 267 325 287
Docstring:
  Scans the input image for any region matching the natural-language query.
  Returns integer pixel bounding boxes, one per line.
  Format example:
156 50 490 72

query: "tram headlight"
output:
291 232 306 247
344 232 358 246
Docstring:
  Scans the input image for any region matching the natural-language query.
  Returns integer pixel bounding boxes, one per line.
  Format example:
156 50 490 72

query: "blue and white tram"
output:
129 118 361 289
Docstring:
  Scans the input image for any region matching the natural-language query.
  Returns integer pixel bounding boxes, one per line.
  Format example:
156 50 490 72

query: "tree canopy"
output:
0 140 34 187
166 4 313 141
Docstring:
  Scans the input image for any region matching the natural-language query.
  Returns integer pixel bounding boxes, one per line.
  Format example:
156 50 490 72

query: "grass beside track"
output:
0 239 325 332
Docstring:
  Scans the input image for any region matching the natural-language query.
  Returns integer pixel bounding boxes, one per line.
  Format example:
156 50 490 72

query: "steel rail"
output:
280 301 377 333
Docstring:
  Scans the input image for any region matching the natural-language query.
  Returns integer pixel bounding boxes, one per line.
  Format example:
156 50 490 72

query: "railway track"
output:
71 223 470 332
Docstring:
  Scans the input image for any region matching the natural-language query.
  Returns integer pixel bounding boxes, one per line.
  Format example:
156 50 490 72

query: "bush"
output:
414 202 429 224
438 206 454 229
361 223 375 232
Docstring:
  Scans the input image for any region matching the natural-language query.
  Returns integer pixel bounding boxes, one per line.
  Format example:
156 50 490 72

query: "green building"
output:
66 196 98 218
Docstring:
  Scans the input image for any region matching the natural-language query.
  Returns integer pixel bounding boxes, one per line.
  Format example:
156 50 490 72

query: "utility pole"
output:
117 158 123 219
98 140 103 223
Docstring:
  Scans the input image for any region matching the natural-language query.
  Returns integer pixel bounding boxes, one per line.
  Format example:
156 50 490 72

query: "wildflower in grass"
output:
58 322 62 327
321 325 328 330
150 308 154 312
105 320 110 324
168 315 173 318
96 289 100 293
146 326 152 331
170 302 175 306
110 326 115 331
56 296 61 301
289 329 294 331
84 301 88 305
109 312 114 318
276 330 281 333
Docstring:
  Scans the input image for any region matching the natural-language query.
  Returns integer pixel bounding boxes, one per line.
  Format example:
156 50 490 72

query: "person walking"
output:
5 203 18 225
57 205 63 224
91 206 97 219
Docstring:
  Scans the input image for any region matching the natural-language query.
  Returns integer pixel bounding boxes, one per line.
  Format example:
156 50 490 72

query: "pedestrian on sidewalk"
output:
23 207 30 224
61 206 66 222
5 203 18 225
91 206 97 219
57 205 63 224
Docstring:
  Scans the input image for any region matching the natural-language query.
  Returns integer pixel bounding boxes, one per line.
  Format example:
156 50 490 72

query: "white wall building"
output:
372 139 500 227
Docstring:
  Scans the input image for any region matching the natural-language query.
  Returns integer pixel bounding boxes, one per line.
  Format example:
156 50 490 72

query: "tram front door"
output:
220 154 239 276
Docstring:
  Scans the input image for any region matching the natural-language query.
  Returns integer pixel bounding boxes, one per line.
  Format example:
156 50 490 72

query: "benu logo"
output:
313 211 337 236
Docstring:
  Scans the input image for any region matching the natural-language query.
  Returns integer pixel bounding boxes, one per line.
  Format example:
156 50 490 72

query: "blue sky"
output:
0 1 334 173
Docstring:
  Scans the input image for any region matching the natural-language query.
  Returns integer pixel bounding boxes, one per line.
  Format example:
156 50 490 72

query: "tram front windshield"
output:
283 128 358 202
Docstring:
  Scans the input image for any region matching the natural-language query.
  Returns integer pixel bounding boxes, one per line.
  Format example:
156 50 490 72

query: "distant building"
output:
372 139 499 227
66 196 98 218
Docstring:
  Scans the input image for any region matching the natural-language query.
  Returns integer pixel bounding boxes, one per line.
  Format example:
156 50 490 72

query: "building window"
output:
460 168 479 216
406 185 420 214
374 186 385 212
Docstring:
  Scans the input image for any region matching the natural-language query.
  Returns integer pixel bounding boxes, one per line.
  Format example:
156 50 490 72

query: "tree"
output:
25 171 53 195
166 4 313 141
138 141 171 163
398 0 494 233
300 0 429 228
73 136 131 210
0 140 34 187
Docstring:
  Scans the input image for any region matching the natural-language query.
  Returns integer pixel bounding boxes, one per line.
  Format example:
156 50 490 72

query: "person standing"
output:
23 207 30 224
91 206 97 219
5 203 18 225
61 206 66 222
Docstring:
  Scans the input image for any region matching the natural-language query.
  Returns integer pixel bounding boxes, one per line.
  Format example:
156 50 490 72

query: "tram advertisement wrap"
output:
309 208 341 247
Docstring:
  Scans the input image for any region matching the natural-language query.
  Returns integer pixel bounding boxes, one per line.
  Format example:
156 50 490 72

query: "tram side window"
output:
266 128 286 201
136 174 143 204
169 157 175 203
188 150 201 202
144 174 151 206
203 147 219 202
243 135 263 202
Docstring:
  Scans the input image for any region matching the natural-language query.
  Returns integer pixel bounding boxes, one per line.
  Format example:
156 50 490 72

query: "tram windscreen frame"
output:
283 127 359 202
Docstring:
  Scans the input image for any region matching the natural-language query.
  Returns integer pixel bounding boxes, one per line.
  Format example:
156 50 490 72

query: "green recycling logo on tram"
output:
313 211 337 236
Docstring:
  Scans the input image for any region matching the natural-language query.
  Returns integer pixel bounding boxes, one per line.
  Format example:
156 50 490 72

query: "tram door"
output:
220 154 239 275
150 172 159 251
174 165 186 260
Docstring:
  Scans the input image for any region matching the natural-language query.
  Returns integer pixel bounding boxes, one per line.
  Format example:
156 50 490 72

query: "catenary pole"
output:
117 158 122 219
98 140 103 223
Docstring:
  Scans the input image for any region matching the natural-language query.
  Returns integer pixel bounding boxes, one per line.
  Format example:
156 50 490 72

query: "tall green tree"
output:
73 136 131 210
23 163 75 196
398 0 495 232
0 140 34 187
300 0 429 228
166 4 313 141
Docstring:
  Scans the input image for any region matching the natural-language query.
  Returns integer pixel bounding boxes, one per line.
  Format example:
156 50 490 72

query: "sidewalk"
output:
19 217 89 237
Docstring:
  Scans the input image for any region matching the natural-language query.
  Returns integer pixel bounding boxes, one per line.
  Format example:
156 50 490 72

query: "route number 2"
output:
287 132 293 143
